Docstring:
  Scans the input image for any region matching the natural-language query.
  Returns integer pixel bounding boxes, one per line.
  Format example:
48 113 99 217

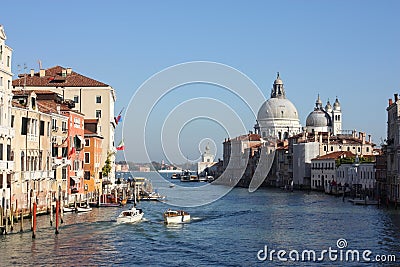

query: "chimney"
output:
66 67 72 75
389 98 393 106
39 69 45 77
30 69 35 77
56 104 61 114
368 134 371 143
395 94 399 102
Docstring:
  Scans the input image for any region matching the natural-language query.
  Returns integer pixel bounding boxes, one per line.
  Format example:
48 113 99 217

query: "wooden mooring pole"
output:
32 202 37 239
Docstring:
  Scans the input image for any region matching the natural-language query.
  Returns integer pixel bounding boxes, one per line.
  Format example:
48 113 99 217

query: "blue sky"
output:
2 0 400 163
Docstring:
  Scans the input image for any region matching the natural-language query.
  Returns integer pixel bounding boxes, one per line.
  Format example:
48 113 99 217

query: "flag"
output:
116 140 125 151
114 114 122 125
114 107 124 125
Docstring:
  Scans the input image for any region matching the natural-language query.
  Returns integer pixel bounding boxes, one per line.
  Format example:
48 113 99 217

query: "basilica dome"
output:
306 109 331 127
256 73 302 140
257 98 299 121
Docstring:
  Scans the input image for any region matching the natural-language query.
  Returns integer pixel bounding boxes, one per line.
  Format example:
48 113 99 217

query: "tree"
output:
102 151 115 178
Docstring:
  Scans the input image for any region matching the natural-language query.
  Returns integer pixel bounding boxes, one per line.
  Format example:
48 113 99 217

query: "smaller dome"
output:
306 110 332 127
333 98 341 111
325 100 332 112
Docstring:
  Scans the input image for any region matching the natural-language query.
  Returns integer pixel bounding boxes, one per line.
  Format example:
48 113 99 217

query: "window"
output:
84 152 90 164
47 122 50 136
0 45 2 60
0 77 3 87
85 139 90 147
21 117 28 135
0 144 3 160
96 110 101 118
7 56 10 67
39 121 45 136
52 145 58 157
7 80 10 90
74 95 79 103
11 115 14 128
52 118 58 131
62 147 68 158
96 96 101 103
7 145 11 161
62 121 67 132
84 171 90 180
62 168 67 180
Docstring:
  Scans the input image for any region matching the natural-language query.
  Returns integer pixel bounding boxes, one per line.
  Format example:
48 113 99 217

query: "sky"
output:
2 0 399 164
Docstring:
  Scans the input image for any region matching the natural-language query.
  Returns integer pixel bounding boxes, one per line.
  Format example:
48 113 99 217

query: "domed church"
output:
305 95 342 135
255 73 302 140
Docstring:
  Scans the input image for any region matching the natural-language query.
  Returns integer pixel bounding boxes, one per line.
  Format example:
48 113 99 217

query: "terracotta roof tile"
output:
12 66 109 88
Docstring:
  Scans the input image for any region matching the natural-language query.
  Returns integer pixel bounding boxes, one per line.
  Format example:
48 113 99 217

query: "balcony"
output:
75 169 84 178
52 157 71 167
0 160 14 172
0 126 14 138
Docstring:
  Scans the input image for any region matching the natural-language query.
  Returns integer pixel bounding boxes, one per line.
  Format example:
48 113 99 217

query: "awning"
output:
70 177 80 184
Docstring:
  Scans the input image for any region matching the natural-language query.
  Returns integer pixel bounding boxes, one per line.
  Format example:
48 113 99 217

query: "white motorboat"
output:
163 210 190 224
117 207 144 224
76 205 92 213
63 206 76 212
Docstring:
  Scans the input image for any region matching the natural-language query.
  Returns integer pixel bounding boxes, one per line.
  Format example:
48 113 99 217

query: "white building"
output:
0 25 15 212
292 142 320 187
197 144 216 175
255 73 302 140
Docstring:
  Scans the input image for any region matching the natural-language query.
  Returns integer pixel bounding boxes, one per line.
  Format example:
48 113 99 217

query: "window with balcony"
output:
52 145 58 157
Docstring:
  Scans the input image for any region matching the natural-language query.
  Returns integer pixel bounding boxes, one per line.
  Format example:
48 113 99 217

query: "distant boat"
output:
180 170 191 182
206 176 215 182
171 173 180 179
76 205 92 213
163 210 190 224
169 184 175 188
117 207 144 224
141 192 166 201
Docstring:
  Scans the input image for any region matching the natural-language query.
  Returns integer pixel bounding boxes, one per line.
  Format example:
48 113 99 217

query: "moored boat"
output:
163 209 190 224
76 205 92 212
116 207 144 224
63 206 76 212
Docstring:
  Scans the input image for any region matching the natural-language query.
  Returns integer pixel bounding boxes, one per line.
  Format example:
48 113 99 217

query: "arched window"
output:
21 151 25 171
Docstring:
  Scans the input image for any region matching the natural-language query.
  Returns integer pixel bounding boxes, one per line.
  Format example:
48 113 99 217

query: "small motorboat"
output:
76 205 92 213
63 206 76 213
169 184 175 188
163 209 190 224
117 206 144 224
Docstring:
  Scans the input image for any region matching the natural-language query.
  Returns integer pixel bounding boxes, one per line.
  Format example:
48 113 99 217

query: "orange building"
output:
60 108 85 201
83 119 103 199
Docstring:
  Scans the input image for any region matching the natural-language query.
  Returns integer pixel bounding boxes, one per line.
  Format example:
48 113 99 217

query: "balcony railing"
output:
0 160 14 172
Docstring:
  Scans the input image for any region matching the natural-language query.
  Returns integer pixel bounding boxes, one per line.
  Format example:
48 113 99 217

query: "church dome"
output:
333 98 341 111
306 109 332 127
257 98 299 121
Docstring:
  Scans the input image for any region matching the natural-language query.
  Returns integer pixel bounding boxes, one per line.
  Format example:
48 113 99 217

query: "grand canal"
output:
1 172 399 266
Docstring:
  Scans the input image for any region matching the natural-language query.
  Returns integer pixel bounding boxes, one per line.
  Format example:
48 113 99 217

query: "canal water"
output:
1 172 399 266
